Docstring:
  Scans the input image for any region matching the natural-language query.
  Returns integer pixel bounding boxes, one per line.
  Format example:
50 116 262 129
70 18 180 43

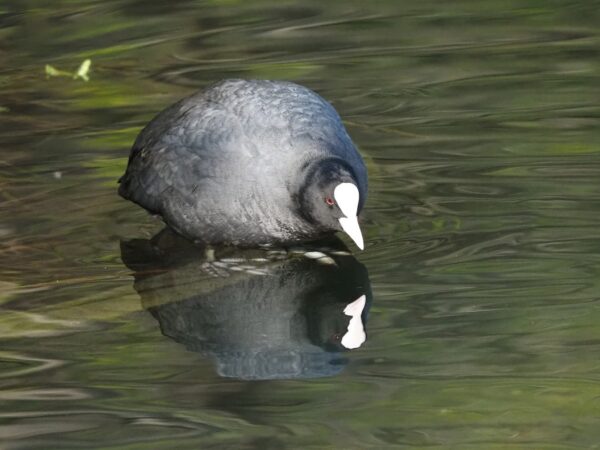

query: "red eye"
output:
325 197 335 206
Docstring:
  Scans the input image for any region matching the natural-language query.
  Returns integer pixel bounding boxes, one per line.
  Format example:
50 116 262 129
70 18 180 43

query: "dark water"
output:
2 1 600 448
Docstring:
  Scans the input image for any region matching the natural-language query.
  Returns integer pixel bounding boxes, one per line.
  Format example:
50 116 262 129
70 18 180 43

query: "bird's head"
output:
300 160 366 250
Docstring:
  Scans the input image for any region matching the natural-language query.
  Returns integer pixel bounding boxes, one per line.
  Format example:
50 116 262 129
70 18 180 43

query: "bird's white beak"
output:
334 183 364 250
339 216 364 250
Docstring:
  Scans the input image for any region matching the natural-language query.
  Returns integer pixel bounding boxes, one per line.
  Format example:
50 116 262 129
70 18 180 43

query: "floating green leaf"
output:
45 64 72 78
45 59 92 82
74 59 92 81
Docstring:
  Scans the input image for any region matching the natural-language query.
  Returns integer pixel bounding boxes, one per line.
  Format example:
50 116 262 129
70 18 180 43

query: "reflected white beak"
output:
341 294 367 349
334 183 364 250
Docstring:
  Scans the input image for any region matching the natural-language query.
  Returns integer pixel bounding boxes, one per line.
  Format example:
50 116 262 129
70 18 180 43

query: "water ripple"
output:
0 352 64 380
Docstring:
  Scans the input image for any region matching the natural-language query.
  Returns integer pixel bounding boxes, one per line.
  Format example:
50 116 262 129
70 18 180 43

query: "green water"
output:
1 1 600 448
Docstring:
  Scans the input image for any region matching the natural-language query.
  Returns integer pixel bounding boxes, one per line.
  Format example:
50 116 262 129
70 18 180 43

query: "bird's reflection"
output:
120 229 372 380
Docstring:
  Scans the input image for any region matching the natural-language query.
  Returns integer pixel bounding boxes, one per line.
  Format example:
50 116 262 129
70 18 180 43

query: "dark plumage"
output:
119 79 367 248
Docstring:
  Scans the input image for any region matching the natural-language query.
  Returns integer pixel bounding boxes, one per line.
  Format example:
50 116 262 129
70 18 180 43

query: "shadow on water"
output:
120 229 372 380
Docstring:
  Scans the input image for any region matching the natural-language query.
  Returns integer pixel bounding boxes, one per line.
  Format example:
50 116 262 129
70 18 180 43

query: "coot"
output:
119 79 367 249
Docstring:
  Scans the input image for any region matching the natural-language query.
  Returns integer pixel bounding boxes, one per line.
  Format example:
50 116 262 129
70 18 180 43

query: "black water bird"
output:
119 79 367 249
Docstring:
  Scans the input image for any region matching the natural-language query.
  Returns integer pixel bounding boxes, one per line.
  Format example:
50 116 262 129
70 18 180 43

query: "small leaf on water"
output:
45 59 91 81
45 64 59 77
45 64 72 78
74 59 92 81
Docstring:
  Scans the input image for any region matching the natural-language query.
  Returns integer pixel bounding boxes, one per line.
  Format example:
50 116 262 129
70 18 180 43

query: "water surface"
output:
1 1 600 448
